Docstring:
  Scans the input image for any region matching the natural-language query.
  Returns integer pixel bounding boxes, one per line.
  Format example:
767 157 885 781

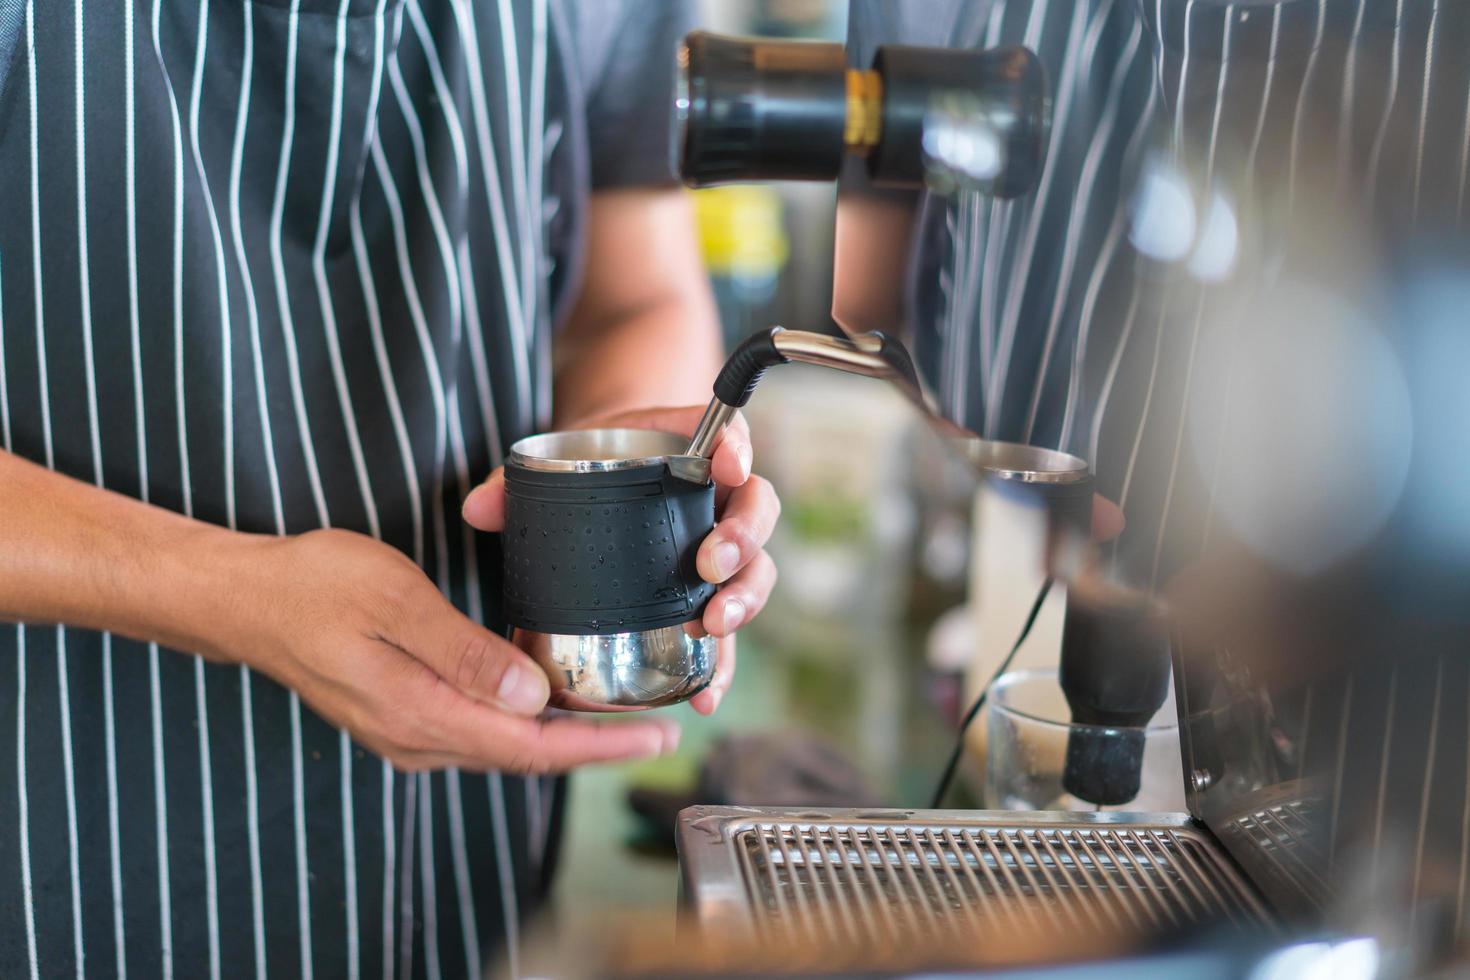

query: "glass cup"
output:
985 667 1184 812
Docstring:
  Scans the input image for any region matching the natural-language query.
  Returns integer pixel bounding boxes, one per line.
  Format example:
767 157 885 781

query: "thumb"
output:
462 468 506 532
401 590 549 716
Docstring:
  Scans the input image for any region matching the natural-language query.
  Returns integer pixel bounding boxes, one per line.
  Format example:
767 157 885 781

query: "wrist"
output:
143 521 280 665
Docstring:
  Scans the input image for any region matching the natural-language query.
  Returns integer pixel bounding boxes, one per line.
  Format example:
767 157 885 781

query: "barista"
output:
0 1 777 977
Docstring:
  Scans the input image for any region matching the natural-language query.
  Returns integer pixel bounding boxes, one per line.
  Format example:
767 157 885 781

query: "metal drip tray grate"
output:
1217 798 1328 913
679 807 1276 946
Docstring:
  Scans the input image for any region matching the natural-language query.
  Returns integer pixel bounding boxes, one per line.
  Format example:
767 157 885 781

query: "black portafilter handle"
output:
1059 593 1174 807
677 31 1048 196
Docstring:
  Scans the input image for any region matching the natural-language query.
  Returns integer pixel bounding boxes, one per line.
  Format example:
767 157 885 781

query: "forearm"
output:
552 189 723 426
0 449 260 658
553 298 722 424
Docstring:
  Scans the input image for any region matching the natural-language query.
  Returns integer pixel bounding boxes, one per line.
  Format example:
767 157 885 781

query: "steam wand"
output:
690 327 1170 810
685 326 956 463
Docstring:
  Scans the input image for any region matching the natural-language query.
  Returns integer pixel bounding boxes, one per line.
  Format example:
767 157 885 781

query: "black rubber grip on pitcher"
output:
502 461 717 636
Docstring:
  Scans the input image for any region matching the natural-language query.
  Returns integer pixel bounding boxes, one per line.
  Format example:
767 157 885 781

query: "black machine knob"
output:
1059 594 1174 807
870 43 1048 197
677 31 850 185
676 31 1048 197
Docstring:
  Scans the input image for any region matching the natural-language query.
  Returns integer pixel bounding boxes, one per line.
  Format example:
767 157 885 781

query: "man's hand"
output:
0 449 679 773
225 528 679 773
463 405 780 716
1093 495 1125 543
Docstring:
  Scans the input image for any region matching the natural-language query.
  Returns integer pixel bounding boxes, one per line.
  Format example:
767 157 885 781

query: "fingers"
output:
460 468 506 532
708 413 752 489
415 679 681 773
461 409 753 526
396 590 549 716
347 657 682 772
698 474 780 584
703 550 776 637
503 713 681 773
574 404 738 443
689 636 736 716
1091 493 1125 543
564 405 753 488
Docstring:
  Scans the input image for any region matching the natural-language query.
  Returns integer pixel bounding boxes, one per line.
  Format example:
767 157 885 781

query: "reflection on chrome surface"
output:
514 623 717 712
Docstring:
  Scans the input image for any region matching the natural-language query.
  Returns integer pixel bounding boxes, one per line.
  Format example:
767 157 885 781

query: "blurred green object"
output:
786 653 861 722
784 497 867 542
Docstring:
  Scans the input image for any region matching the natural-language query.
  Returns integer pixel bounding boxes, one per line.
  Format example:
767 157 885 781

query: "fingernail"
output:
498 663 547 714
723 597 745 633
661 723 683 754
737 444 752 481
712 541 740 580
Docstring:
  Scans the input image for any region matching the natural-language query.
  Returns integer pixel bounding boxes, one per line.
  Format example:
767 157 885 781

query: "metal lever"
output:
684 327 948 467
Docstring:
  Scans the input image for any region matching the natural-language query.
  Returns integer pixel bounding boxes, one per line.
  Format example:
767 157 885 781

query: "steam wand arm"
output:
685 326 935 460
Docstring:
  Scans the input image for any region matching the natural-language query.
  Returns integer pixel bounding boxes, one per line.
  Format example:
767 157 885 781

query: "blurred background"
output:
535 0 1470 974
540 0 1109 965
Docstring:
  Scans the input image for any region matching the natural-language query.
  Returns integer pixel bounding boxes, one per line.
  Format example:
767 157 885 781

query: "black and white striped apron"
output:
0 1 690 977
869 0 1470 934
860 0 1468 585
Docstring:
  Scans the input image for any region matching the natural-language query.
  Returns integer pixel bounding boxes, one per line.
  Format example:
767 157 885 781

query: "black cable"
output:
929 576 1054 809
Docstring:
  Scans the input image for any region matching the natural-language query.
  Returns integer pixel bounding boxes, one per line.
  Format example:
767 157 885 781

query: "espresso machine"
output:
662 5 1470 978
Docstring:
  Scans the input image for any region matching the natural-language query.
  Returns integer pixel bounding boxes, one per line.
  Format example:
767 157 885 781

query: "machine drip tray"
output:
677 806 1278 953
